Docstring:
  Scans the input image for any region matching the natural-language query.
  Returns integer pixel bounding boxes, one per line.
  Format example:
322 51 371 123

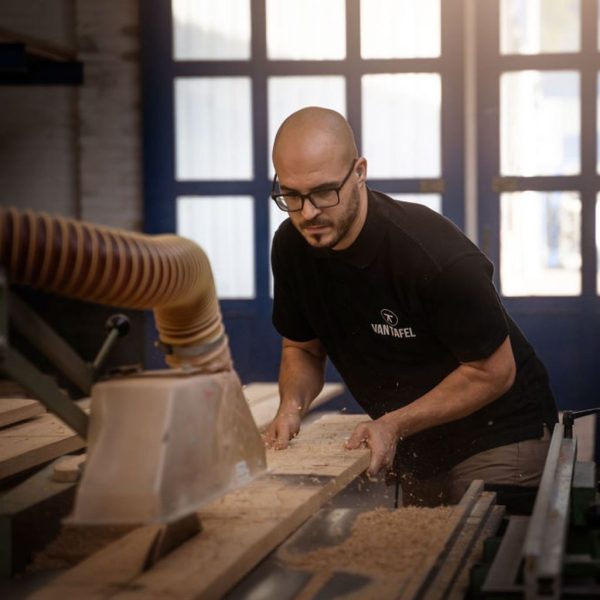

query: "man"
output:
264 106 557 506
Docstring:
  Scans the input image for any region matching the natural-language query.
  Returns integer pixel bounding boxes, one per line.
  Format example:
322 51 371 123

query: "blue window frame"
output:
140 0 465 382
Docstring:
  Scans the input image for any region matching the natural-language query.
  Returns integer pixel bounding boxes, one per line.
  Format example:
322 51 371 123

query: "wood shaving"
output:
282 506 458 579
28 524 135 572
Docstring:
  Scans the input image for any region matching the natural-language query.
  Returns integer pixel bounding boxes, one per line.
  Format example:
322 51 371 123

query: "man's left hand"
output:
344 418 399 477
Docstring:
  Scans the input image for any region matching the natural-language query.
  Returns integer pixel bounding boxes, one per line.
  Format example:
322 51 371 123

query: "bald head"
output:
272 107 358 175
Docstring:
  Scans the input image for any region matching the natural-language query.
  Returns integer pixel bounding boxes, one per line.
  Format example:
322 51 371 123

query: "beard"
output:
296 185 362 249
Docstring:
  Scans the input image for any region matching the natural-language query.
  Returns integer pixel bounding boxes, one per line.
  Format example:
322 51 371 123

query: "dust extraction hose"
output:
0 207 232 372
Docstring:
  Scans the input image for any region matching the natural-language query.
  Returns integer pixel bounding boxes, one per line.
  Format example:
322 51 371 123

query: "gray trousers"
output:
400 427 552 507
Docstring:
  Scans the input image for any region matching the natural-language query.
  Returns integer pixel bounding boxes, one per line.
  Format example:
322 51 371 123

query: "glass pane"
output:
362 74 441 178
266 0 345 60
175 77 253 180
390 194 442 213
172 0 251 60
267 76 346 177
176 196 255 299
269 200 289 297
501 191 581 297
361 0 440 58
501 71 579 176
500 0 580 55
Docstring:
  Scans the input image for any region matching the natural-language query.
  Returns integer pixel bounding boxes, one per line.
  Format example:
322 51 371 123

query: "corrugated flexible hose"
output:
0 207 232 371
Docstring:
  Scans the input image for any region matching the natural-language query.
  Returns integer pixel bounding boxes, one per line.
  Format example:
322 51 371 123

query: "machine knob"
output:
105 314 130 338
93 314 131 372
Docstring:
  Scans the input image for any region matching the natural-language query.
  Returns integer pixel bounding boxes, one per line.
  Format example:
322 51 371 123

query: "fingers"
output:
263 424 288 449
273 422 291 449
367 447 386 478
345 421 397 478
263 415 298 450
344 422 370 450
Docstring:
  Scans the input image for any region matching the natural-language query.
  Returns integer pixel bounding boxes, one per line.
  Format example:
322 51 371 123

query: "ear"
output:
355 157 367 185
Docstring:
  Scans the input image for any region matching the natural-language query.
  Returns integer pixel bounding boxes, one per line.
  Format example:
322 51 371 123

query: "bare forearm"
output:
381 337 516 439
278 343 326 417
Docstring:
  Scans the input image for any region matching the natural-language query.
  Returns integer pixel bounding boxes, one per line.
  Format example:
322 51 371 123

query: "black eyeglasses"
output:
271 159 357 213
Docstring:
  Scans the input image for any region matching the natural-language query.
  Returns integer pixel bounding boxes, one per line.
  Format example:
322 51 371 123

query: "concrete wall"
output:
0 0 143 231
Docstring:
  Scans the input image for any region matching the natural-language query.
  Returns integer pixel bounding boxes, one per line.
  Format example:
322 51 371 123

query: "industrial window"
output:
168 0 456 300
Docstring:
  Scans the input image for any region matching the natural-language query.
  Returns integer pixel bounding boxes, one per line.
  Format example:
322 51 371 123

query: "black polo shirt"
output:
272 189 557 478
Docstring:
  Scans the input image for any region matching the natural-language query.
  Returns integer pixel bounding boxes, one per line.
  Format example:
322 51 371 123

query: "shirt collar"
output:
309 188 383 268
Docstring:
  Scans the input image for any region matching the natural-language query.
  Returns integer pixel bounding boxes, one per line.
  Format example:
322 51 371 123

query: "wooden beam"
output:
29 414 370 600
0 398 45 428
244 382 345 430
0 382 343 483
0 27 76 62
423 491 503 600
0 459 78 577
0 400 88 480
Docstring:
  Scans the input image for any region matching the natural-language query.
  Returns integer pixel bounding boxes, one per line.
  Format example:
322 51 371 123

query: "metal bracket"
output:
562 408 600 439
0 271 90 438
0 345 89 438
8 291 93 395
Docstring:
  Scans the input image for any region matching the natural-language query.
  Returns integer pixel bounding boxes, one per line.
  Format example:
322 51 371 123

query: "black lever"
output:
92 314 130 372
562 407 600 439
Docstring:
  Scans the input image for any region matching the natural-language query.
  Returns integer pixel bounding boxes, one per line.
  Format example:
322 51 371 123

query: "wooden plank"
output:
0 400 88 480
0 382 343 481
358 482 489 600
573 413 595 463
0 398 45 428
447 505 506 600
243 382 284 405
0 459 78 577
424 491 501 600
0 26 77 61
244 382 345 431
482 515 530 593
52 454 86 483
244 381 343 406
30 414 370 600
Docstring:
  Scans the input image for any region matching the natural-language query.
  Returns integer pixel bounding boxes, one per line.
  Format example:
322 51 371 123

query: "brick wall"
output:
1 1 146 367
0 0 78 216
76 0 142 230
0 0 143 232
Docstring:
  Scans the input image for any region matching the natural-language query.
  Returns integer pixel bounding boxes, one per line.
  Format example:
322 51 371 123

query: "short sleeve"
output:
271 227 316 342
421 254 509 362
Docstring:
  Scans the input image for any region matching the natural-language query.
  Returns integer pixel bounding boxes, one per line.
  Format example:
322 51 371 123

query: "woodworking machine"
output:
470 410 600 600
0 207 266 529
2 206 600 600
216 413 600 600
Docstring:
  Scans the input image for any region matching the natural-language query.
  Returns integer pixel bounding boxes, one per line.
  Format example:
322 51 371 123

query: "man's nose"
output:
300 197 320 220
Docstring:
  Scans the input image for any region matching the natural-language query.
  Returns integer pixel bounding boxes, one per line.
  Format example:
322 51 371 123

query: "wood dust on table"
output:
281 505 459 596
28 524 135 571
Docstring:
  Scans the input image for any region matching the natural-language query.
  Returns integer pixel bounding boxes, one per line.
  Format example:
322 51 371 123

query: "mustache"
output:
300 218 331 229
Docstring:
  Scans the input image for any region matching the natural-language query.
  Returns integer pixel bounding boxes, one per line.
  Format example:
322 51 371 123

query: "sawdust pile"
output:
28 524 135 571
282 506 458 577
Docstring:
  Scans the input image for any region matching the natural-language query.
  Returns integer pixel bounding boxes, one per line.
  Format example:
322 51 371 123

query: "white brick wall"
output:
0 0 78 216
0 0 143 232
0 87 78 215
76 0 142 231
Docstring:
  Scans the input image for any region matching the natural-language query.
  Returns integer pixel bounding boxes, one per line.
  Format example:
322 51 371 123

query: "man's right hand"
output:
262 411 302 449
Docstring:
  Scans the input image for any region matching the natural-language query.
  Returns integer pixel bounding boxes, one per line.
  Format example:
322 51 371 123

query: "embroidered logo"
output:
371 309 416 339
